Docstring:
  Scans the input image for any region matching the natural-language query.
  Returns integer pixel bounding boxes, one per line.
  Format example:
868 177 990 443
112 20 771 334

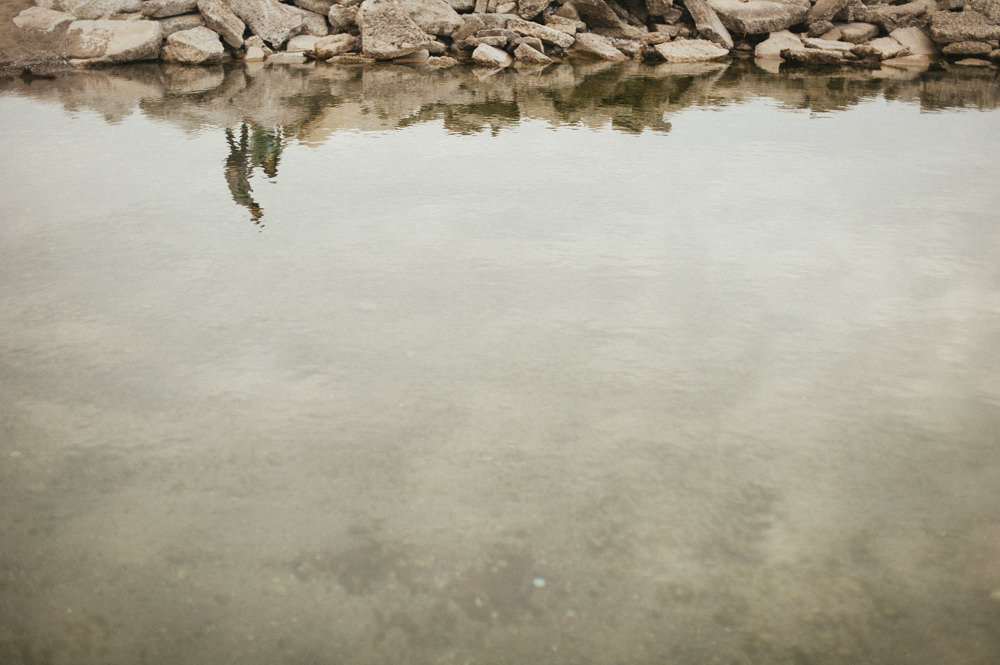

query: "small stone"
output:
471 42 513 67
514 42 552 63
952 57 993 66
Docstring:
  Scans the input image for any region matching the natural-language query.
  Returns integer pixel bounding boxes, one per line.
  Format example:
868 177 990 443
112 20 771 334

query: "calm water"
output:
1 61 999 665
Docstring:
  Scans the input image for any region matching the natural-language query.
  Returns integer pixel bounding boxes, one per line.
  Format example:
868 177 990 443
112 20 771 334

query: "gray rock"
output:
653 37 729 60
685 0 732 49
514 42 551 62
358 0 429 59
969 0 1000 23
839 21 878 43
889 26 937 55
929 10 1000 44
198 0 245 48
62 0 141 19
807 19 834 37
806 0 849 24
292 6 329 35
229 0 305 47
452 14 485 40
518 0 551 19
397 0 463 36
445 0 474 11
573 0 629 27
314 32 357 55
645 0 673 16
952 56 993 65
941 40 993 54
754 28 800 57
471 42 513 66
544 15 583 34
158 13 206 36
162 25 225 62
12 7 75 32
66 18 163 63
293 0 334 14
570 31 627 59
779 45 844 63
141 0 198 18
327 5 358 30
505 16 575 46
855 0 935 32
707 0 810 35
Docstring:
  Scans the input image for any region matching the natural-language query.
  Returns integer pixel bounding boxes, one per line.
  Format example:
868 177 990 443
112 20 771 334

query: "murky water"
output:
1 61 999 665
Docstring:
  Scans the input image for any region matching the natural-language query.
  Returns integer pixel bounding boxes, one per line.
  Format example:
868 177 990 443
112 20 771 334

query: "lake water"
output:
1 60 999 665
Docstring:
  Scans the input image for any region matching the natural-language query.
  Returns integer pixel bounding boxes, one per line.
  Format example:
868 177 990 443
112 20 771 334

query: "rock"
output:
881 52 930 68
513 35 544 50
807 19 834 36
754 28 801 57
991 48 1000 61
445 0 474 11
66 19 163 64
518 0 551 19
141 0 198 18
969 0 1000 22
358 0 429 59
942 40 993 54
570 31 627 59
293 0 334 14
327 53 375 62
855 0 935 32
889 26 937 55
467 34 509 47
839 21 879 43
229 0 305 48
514 41 551 62
12 7 75 33
929 10 1000 44
497 1 516 12
952 56 993 65
162 25 224 62
706 0 810 35
198 0 245 48
573 0 629 28
327 5 358 30
158 13 205 36
396 0 463 37
802 36 853 50
780 45 844 63
61 0 141 20
266 50 308 62
286 33 320 51
554 2 580 19
653 37 729 60
244 44 267 59
545 15 583 34
292 7 329 35
314 32 357 55
505 16 576 47
393 47 429 61
646 0 673 16
868 35 908 57
807 0 849 24
452 14 485 40
471 42 513 66
685 0 733 49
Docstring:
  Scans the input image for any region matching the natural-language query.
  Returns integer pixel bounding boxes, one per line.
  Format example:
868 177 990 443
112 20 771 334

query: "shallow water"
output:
1 61 999 665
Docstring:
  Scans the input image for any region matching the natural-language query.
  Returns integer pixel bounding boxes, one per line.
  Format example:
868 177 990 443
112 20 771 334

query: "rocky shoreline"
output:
4 0 1000 73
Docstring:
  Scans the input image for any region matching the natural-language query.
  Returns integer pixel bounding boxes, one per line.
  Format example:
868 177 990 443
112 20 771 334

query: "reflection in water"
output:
1 61 1000 665
224 123 284 224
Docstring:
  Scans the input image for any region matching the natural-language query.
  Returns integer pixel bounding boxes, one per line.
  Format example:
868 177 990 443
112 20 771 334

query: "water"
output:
1 61 999 665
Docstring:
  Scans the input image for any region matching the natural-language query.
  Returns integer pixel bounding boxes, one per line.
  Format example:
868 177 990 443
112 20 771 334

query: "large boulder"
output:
969 0 1000 22
889 26 937 55
141 0 199 17
517 0 551 19
292 6 329 35
162 25 225 62
569 31 627 59
706 0 809 35
12 7 75 33
929 9 1000 43
229 0 305 48
61 0 141 19
653 38 729 60
66 19 163 63
197 0 245 48
396 0 463 37
358 0 429 59
685 0 733 49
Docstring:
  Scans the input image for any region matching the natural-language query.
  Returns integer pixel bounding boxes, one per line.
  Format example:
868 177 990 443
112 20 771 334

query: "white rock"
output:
314 32 358 57
755 29 801 58
62 0 141 20
229 0 305 48
358 0 429 59
570 32 626 60
471 42 513 67
66 19 163 64
505 16 575 48
889 26 937 55
141 0 198 18
162 25 224 63
514 41 552 63
868 36 907 58
266 50 308 63
286 33 320 52
654 38 729 62
197 0 245 48
396 0 463 37
12 7 75 33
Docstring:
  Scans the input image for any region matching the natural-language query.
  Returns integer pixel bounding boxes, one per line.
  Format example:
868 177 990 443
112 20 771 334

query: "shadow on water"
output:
1 59 999 223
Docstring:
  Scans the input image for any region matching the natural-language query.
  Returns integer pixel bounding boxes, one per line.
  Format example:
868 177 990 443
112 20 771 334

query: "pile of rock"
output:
10 0 1000 68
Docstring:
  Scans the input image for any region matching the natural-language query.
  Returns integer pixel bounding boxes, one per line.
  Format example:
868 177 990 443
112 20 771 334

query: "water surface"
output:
1 61 1000 665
